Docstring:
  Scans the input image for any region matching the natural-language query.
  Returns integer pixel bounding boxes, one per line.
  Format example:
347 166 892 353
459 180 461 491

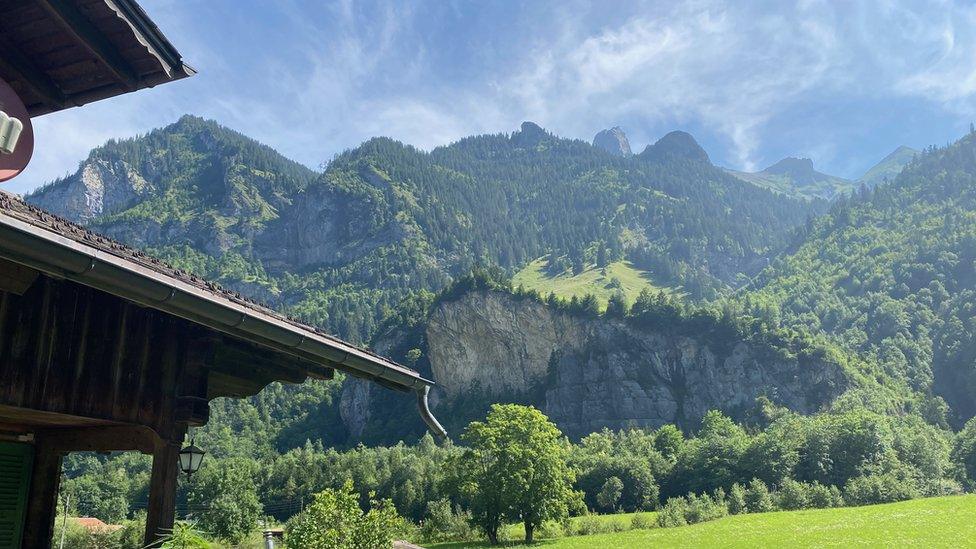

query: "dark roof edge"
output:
104 0 194 77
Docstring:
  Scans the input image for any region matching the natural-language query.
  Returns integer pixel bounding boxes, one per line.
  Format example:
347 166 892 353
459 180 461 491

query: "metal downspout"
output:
416 385 447 440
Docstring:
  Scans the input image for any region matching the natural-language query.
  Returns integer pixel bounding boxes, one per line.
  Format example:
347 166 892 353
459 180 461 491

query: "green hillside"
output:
742 134 976 424
729 169 854 201
512 257 679 309
858 145 919 189
431 495 976 548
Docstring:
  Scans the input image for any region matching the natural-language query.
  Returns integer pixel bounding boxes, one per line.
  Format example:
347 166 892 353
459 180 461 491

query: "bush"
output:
657 493 727 528
684 493 728 524
727 483 747 515
745 479 776 513
630 512 657 530
776 479 810 510
657 497 688 528
570 515 627 536
806 482 844 509
843 471 920 506
285 481 405 549
418 498 476 543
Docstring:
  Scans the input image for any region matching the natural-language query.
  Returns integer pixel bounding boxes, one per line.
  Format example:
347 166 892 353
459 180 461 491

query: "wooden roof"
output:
0 190 436 393
0 0 194 117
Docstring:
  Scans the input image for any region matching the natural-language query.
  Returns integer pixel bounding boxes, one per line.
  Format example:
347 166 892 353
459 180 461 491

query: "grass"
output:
512 257 678 310
503 511 648 539
428 495 976 548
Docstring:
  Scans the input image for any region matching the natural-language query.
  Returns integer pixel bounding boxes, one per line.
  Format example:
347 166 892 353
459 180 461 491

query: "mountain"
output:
593 127 632 156
728 157 853 201
27 116 821 346
742 134 976 426
857 145 918 189
639 131 711 164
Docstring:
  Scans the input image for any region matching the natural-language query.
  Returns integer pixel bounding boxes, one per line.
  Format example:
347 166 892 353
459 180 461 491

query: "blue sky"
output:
11 0 976 194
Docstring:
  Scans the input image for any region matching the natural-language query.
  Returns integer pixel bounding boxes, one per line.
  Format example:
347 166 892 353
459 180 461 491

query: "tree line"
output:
58 397 976 546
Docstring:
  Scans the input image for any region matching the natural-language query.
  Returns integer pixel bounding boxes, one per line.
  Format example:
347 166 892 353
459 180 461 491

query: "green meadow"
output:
512 258 678 309
429 495 976 548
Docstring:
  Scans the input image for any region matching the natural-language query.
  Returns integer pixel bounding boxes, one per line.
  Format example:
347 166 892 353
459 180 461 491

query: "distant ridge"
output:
857 145 918 189
727 156 851 201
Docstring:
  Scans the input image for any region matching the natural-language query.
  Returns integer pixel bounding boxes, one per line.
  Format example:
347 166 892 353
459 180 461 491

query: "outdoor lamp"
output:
178 439 206 481
0 110 23 155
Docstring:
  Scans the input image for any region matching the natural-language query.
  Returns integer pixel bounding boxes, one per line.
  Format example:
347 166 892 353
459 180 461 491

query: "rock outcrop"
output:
593 127 632 156
351 290 850 439
28 157 154 224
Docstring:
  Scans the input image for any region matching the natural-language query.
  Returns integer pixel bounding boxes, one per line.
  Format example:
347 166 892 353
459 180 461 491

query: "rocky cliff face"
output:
29 156 155 223
593 127 632 156
353 290 850 438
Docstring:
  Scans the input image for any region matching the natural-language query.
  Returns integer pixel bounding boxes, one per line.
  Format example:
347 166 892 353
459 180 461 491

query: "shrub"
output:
571 515 627 536
418 498 476 543
806 482 843 509
684 493 728 524
630 512 657 530
657 497 688 528
745 479 776 513
285 481 405 549
776 479 810 510
843 471 920 506
727 483 747 515
657 493 727 528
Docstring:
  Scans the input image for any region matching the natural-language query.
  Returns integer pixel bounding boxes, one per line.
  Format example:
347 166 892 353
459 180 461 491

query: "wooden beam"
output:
21 446 62 549
37 0 141 90
145 435 183 547
0 33 68 111
36 424 161 454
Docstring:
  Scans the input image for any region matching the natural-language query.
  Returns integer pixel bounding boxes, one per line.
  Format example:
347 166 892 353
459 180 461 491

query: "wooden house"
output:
0 2 444 547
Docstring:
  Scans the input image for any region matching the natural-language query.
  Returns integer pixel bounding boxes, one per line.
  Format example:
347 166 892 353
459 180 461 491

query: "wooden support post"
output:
21 445 63 549
144 437 182 547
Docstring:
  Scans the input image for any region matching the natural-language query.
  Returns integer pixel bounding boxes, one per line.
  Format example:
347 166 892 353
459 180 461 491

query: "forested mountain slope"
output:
27 116 821 346
742 131 976 425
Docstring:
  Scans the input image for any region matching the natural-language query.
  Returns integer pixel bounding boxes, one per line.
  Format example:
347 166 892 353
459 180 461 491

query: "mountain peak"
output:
513 121 549 148
639 130 710 164
763 157 819 184
593 127 632 156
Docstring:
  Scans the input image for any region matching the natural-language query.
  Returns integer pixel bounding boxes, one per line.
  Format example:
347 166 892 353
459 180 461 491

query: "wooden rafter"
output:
0 32 67 110
37 0 141 90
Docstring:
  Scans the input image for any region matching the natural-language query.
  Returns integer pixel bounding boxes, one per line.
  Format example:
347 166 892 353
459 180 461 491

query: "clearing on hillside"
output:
512 257 679 310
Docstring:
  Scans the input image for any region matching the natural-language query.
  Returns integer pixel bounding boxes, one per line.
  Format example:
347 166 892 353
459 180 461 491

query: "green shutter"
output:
0 442 33 549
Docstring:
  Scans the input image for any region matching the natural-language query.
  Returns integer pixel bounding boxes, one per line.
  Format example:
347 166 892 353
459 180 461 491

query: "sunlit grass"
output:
429 495 976 548
512 258 679 310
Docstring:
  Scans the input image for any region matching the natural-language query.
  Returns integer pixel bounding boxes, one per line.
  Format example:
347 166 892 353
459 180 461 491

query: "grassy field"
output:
428 495 976 548
512 258 678 310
